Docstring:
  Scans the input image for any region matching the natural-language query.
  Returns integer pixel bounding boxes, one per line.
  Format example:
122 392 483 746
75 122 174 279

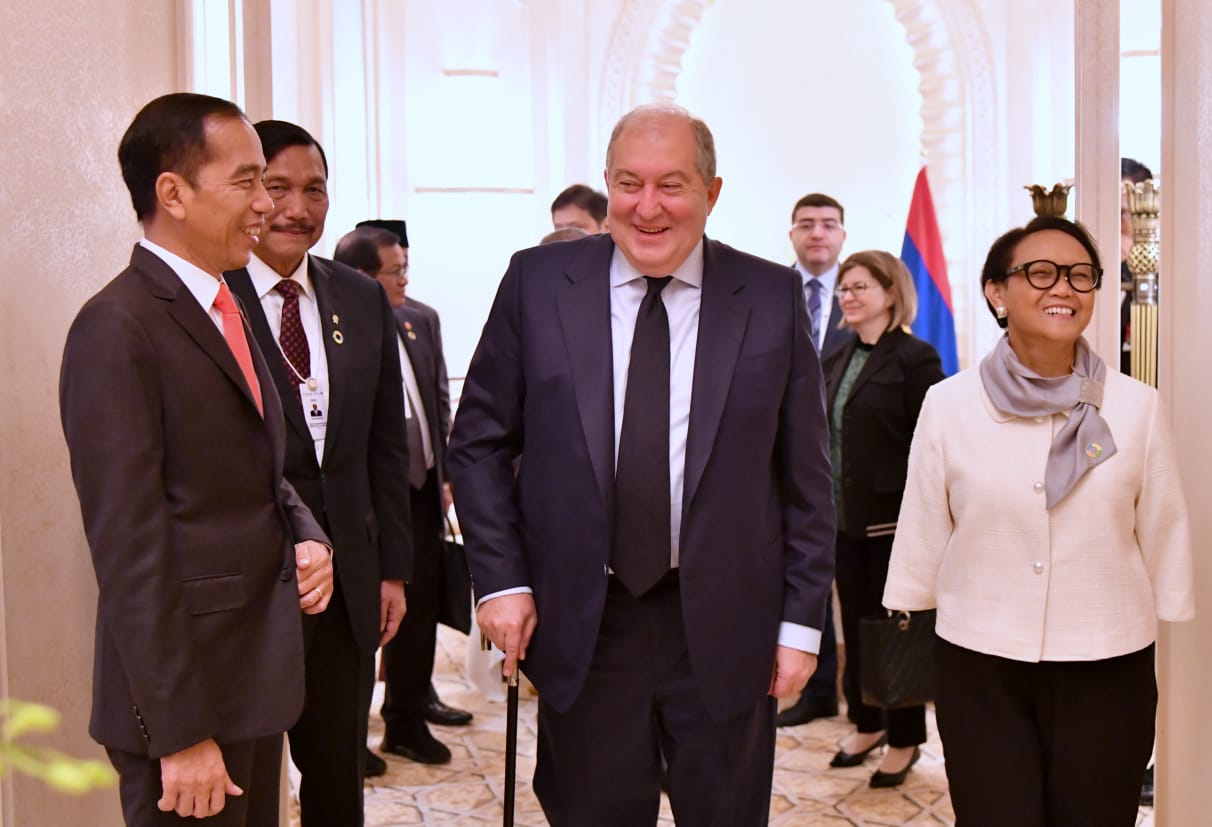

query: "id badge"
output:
301 388 328 434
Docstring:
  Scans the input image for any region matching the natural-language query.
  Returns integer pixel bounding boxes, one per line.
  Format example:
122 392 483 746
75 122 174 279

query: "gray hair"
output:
605 103 717 184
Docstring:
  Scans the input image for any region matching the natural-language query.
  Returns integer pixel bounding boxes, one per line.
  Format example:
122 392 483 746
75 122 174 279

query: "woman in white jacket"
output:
884 216 1193 826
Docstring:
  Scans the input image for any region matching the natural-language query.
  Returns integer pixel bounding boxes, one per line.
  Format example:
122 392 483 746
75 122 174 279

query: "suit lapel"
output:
844 328 904 404
396 306 440 440
224 268 314 445
683 240 749 511
137 248 262 418
310 257 347 466
824 337 859 412
556 238 616 505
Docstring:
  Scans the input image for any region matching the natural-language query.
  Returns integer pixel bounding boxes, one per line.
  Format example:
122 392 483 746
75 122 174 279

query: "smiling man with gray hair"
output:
448 104 835 825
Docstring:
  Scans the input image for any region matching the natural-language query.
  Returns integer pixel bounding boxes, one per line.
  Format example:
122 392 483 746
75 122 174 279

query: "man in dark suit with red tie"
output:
223 121 413 826
60 93 333 825
335 221 473 766
448 104 836 825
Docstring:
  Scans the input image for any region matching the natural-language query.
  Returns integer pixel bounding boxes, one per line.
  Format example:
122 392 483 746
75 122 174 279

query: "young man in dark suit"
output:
778 191 854 728
449 104 836 825
223 121 413 826
336 221 472 767
60 93 333 826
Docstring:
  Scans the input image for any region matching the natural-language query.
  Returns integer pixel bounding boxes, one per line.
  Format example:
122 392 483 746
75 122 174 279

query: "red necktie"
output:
274 280 311 397
213 282 264 416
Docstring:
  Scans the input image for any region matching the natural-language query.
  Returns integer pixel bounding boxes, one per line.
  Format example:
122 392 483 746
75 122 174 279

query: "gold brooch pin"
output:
332 331 344 345
1085 442 1102 459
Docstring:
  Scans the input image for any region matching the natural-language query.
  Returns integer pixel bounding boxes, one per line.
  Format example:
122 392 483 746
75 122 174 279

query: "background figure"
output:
777 191 855 728
224 121 413 826
449 104 835 826
540 226 589 245
550 183 608 233
60 92 332 826
885 216 1193 825
336 220 473 768
821 251 943 788
1119 157 1153 376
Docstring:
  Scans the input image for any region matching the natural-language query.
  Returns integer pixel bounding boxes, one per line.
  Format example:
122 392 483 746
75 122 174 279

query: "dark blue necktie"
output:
612 276 673 597
806 278 823 353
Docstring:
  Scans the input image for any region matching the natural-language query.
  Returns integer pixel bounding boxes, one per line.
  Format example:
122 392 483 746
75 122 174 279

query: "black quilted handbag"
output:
859 610 936 709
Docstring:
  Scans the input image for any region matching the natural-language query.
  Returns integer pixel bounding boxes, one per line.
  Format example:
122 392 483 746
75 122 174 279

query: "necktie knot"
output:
274 279 301 300
213 282 240 316
644 275 674 296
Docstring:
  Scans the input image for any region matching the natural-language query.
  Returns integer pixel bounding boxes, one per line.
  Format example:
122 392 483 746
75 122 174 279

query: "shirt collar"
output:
247 252 314 300
138 237 222 312
795 260 840 297
610 237 705 289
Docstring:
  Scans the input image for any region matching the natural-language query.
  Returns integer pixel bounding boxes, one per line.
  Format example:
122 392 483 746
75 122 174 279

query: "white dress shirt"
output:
396 333 434 469
884 367 1194 662
794 260 839 352
246 253 331 464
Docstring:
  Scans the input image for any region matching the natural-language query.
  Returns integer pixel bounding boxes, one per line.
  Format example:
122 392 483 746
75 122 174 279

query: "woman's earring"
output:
995 305 1007 319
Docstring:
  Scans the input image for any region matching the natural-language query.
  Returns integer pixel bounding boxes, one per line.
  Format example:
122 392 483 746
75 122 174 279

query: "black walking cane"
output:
484 632 521 826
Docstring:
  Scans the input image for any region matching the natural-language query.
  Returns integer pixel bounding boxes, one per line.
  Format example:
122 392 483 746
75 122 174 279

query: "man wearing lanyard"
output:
224 120 412 826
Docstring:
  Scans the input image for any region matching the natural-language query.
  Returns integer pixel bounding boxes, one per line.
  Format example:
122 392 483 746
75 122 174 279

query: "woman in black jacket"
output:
822 250 944 788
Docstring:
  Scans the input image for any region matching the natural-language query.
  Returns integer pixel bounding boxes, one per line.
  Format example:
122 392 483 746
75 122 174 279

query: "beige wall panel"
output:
0 2 179 824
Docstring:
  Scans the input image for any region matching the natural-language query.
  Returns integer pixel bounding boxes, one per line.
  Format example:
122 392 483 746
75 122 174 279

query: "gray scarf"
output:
979 335 1116 509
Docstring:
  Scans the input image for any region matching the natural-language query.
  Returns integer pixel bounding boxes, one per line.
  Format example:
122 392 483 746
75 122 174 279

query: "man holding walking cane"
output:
448 104 835 826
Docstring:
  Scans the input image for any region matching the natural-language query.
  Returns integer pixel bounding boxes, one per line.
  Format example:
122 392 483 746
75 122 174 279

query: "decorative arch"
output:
599 0 1000 366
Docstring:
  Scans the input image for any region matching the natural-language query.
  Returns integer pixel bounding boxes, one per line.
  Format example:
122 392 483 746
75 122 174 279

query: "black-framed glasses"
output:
835 281 875 298
1005 260 1102 293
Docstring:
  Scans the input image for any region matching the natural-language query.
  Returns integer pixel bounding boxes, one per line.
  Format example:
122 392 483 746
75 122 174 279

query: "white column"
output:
1073 0 1121 365
1156 0 1212 822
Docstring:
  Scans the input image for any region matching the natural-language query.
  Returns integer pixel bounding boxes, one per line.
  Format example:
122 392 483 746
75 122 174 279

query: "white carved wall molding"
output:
600 0 1000 366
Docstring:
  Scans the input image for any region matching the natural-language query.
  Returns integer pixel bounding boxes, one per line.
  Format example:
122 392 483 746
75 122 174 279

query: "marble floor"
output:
291 627 1156 826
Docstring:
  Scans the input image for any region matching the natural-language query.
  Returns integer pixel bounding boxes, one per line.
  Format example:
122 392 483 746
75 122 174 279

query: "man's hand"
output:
441 483 454 517
769 646 818 699
477 593 537 679
296 540 334 614
379 579 407 646
157 738 242 818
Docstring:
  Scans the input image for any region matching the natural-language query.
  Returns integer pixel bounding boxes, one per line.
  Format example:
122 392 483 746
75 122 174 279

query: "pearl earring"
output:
995 306 1007 319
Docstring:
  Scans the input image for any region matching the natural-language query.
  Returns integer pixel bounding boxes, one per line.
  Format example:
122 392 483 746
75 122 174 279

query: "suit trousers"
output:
381 470 444 731
934 636 1156 826
834 531 926 746
107 733 282 826
289 579 375 827
533 572 777 826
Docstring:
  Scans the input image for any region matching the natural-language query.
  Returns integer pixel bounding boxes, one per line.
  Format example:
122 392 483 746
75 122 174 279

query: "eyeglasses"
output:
835 281 874 297
377 267 408 279
1005 260 1102 293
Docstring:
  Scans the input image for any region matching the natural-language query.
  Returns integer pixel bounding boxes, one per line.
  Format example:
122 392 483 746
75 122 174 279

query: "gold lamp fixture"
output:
1123 179 1160 387
1025 183 1074 218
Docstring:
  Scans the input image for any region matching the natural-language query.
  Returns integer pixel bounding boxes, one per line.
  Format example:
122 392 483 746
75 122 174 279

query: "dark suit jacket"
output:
822 327 943 537
226 256 413 653
395 297 450 495
60 245 329 759
448 234 836 718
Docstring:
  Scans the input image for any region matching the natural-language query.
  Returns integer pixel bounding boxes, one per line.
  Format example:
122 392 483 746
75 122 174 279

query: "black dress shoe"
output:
382 722 453 765
776 695 839 727
424 697 474 727
869 746 920 788
830 733 887 767
364 747 387 778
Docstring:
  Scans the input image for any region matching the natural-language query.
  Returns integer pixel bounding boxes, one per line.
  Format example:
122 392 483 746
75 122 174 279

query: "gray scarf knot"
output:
979 335 1116 508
